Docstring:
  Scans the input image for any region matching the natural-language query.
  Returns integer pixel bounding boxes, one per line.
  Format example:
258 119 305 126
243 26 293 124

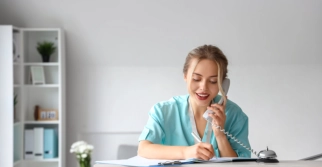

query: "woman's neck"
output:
189 99 208 118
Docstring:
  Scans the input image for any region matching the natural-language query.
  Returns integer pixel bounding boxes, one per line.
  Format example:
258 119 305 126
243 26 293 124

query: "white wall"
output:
1 0 322 166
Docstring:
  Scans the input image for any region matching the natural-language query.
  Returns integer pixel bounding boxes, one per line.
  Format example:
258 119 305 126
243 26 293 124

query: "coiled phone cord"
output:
210 122 258 157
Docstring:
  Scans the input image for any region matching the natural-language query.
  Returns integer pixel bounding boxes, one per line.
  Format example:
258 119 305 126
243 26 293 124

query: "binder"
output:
24 129 34 159
14 125 21 162
33 127 44 159
44 128 58 159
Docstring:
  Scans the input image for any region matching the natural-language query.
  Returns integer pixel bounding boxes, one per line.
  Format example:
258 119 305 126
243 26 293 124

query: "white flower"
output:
78 144 87 154
87 145 94 151
71 141 87 149
81 153 87 158
70 141 94 155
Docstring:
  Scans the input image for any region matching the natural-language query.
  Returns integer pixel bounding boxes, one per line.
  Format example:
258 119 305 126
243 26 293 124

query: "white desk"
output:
94 161 322 167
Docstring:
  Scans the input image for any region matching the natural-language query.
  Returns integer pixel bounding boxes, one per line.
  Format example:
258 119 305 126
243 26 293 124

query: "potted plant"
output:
70 141 94 167
37 41 56 62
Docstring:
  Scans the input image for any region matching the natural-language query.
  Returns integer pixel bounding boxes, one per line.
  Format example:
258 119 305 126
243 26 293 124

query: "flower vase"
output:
79 160 90 167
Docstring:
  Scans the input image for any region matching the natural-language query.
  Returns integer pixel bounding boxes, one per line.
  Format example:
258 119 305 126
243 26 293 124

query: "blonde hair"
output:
183 45 228 104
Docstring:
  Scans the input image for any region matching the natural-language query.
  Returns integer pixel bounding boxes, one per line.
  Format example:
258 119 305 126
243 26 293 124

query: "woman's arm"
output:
207 103 238 157
138 140 215 160
216 133 237 157
207 103 251 157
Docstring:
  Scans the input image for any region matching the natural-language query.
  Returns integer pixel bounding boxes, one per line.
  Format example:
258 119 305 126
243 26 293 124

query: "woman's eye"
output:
193 78 200 81
210 81 217 84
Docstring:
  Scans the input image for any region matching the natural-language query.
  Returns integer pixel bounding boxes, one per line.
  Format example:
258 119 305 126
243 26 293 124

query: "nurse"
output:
138 45 251 160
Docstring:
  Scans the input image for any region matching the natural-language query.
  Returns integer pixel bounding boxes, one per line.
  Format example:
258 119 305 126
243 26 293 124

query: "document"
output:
95 156 257 166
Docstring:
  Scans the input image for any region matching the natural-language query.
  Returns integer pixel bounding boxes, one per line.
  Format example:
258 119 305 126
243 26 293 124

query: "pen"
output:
158 161 182 165
191 132 202 142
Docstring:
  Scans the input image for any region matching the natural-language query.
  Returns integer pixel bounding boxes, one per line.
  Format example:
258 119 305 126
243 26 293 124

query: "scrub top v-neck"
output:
138 94 251 158
188 99 213 144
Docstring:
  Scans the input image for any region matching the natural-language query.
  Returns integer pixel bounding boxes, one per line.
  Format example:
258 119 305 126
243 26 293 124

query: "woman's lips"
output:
196 93 209 100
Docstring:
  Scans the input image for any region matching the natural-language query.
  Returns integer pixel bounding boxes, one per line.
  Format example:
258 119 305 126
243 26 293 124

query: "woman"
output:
138 45 251 160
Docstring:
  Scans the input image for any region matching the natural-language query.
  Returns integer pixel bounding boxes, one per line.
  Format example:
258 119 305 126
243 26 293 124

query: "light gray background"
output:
1 0 321 166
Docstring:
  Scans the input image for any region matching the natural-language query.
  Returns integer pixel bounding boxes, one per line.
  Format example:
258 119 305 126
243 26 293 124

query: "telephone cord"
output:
210 122 258 157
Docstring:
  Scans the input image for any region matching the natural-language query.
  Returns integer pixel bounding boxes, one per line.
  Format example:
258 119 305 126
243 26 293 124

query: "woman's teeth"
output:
197 93 208 97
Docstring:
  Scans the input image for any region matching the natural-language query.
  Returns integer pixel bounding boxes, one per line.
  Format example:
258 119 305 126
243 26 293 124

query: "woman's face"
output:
184 59 219 107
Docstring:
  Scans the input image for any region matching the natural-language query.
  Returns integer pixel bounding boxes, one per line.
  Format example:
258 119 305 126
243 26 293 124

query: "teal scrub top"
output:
138 94 251 158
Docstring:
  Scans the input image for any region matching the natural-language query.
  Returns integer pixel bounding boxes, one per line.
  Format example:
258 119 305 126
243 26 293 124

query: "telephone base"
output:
256 158 279 163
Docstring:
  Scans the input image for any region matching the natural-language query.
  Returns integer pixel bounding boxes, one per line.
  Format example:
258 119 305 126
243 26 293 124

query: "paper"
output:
96 156 187 166
188 157 233 163
95 156 243 166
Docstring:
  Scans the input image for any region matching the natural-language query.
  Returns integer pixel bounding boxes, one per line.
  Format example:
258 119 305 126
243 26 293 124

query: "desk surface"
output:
94 161 322 167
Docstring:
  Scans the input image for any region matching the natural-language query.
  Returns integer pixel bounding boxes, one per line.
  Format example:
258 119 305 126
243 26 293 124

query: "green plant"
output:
14 94 18 107
37 41 56 62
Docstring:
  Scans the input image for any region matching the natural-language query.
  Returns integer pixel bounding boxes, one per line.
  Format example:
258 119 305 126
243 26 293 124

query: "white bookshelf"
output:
24 121 60 125
0 25 65 167
23 158 59 162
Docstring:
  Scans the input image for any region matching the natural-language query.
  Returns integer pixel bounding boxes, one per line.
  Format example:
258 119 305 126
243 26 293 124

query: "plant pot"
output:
41 55 51 62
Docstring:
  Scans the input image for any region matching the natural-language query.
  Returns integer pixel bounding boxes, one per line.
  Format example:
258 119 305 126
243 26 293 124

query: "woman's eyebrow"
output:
193 73 217 78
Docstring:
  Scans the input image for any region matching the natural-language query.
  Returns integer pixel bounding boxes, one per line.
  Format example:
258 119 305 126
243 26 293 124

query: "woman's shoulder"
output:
226 98 248 122
152 95 188 110
149 95 188 116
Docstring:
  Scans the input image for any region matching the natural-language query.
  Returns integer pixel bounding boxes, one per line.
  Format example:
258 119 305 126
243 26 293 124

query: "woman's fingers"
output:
207 103 226 128
207 106 223 118
196 143 214 160
210 104 224 114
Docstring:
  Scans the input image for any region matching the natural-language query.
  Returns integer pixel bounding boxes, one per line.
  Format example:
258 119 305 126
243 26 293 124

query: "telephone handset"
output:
202 78 278 163
202 78 230 122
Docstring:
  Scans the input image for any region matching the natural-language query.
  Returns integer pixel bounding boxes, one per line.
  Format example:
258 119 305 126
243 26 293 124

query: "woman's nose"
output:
199 81 208 91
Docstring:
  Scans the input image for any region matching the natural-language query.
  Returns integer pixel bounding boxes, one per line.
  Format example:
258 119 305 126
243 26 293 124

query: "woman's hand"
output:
207 102 226 137
183 142 214 160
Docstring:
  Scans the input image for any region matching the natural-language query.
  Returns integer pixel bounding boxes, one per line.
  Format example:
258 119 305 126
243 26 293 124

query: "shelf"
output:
13 26 20 33
21 28 61 32
1 26 65 167
24 63 59 66
14 122 21 126
24 158 59 162
24 121 59 124
24 84 59 88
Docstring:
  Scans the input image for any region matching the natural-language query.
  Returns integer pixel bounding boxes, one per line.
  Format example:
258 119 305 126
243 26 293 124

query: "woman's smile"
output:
196 93 209 100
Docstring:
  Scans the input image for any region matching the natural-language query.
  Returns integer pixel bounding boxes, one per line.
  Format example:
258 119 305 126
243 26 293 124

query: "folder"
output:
14 125 21 162
33 127 44 160
24 129 34 159
44 128 58 159
95 156 257 166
